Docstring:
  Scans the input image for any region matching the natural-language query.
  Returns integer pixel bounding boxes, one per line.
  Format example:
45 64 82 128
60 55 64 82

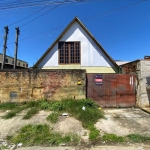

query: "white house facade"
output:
34 17 118 73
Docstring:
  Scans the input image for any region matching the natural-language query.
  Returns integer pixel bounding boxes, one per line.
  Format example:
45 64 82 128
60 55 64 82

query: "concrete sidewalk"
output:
16 145 150 150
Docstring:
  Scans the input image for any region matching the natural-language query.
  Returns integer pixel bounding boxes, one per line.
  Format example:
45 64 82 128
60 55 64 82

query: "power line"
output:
8 0 147 44
84 0 147 20
7 26 64 45
20 3 62 28
0 0 98 29
8 0 79 27
5 0 147 45
8 5 48 26
0 0 87 10
7 47 12 57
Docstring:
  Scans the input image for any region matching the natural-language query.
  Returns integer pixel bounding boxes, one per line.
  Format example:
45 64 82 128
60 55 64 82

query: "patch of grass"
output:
50 101 65 111
26 100 41 108
40 101 50 110
0 102 19 110
88 125 100 140
62 133 80 146
47 112 59 124
1 145 9 149
127 134 150 143
60 99 104 129
2 105 27 119
8 124 80 146
50 98 103 140
23 107 39 119
102 133 125 143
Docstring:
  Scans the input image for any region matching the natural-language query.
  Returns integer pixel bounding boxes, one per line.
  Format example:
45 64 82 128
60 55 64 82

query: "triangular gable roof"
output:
33 17 118 68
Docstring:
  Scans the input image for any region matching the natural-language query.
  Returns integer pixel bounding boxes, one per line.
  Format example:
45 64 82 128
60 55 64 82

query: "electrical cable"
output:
5 0 148 45
7 47 12 57
0 0 87 10
19 4 62 28
84 0 147 20
8 5 48 27
7 26 63 45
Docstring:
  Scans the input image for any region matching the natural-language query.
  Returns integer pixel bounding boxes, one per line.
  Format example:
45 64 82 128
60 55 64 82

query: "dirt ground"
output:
0 108 150 150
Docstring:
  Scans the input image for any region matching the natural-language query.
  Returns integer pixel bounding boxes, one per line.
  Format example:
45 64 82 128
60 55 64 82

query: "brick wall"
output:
0 69 86 102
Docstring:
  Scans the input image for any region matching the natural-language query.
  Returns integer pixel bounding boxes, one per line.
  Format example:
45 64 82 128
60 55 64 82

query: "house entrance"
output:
87 74 136 107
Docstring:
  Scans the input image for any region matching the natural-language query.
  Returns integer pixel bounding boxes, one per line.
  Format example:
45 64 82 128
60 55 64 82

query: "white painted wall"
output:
38 21 115 68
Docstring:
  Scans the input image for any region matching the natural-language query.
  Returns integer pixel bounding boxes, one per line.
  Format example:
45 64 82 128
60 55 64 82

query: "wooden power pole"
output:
1 26 9 69
13 27 20 69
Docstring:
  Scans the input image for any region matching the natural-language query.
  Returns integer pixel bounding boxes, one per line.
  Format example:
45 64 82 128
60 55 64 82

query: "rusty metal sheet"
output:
87 74 136 107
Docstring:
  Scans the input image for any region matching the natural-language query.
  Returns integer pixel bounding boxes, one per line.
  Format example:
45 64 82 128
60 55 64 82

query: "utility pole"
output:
1 26 9 69
13 27 20 69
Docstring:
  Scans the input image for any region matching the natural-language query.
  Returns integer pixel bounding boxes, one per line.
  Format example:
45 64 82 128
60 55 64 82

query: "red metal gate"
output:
87 74 136 107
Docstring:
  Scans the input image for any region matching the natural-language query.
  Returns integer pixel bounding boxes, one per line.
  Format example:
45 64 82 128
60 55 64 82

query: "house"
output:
120 56 150 107
115 60 129 66
33 17 118 73
0 53 28 69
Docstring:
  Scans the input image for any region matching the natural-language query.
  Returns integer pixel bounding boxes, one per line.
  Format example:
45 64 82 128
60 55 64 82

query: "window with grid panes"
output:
58 42 80 64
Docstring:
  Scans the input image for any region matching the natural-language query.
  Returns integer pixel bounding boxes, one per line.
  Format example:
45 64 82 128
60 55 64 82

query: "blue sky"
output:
0 0 150 67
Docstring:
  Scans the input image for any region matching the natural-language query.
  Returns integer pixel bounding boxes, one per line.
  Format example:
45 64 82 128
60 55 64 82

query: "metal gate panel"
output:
104 74 116 107
116 74 135 107
87 74 136 107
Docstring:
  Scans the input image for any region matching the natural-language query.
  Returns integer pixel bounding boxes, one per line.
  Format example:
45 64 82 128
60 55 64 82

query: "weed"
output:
62 133 80 146
1 145 8 149
51 102 65 111
26 101 41 108
9 124 80 146
23 107 39 119
127 134 150 143
40 101 50 110
3 111 16 119
61 99 104 129
3 105 27 119
47 112 59 124
82 99 97 108
88 125 100 140
0 102 18 110
102 133 125 143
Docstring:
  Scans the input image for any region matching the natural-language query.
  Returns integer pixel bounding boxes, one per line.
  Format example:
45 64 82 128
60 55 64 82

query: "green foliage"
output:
127 134 150 143
3 111 16 119
3 105 27 119
88 125 100 140
0 102 19 110
40 101 50 110
102 134 125 143
26 101 41 108
8 124 80 146
82 99 97 108
61 99 104 129
23 107 39 119
62 133 80 146
51 101 65 111
47 112 59 124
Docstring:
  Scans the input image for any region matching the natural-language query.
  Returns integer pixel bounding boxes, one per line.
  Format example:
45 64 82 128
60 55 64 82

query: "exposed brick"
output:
0 69 86 102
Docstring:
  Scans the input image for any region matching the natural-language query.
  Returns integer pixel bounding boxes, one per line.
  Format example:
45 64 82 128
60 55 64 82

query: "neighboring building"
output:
120 56 150 107
33 17 118 73
0 53 28 69
115 60 129 66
